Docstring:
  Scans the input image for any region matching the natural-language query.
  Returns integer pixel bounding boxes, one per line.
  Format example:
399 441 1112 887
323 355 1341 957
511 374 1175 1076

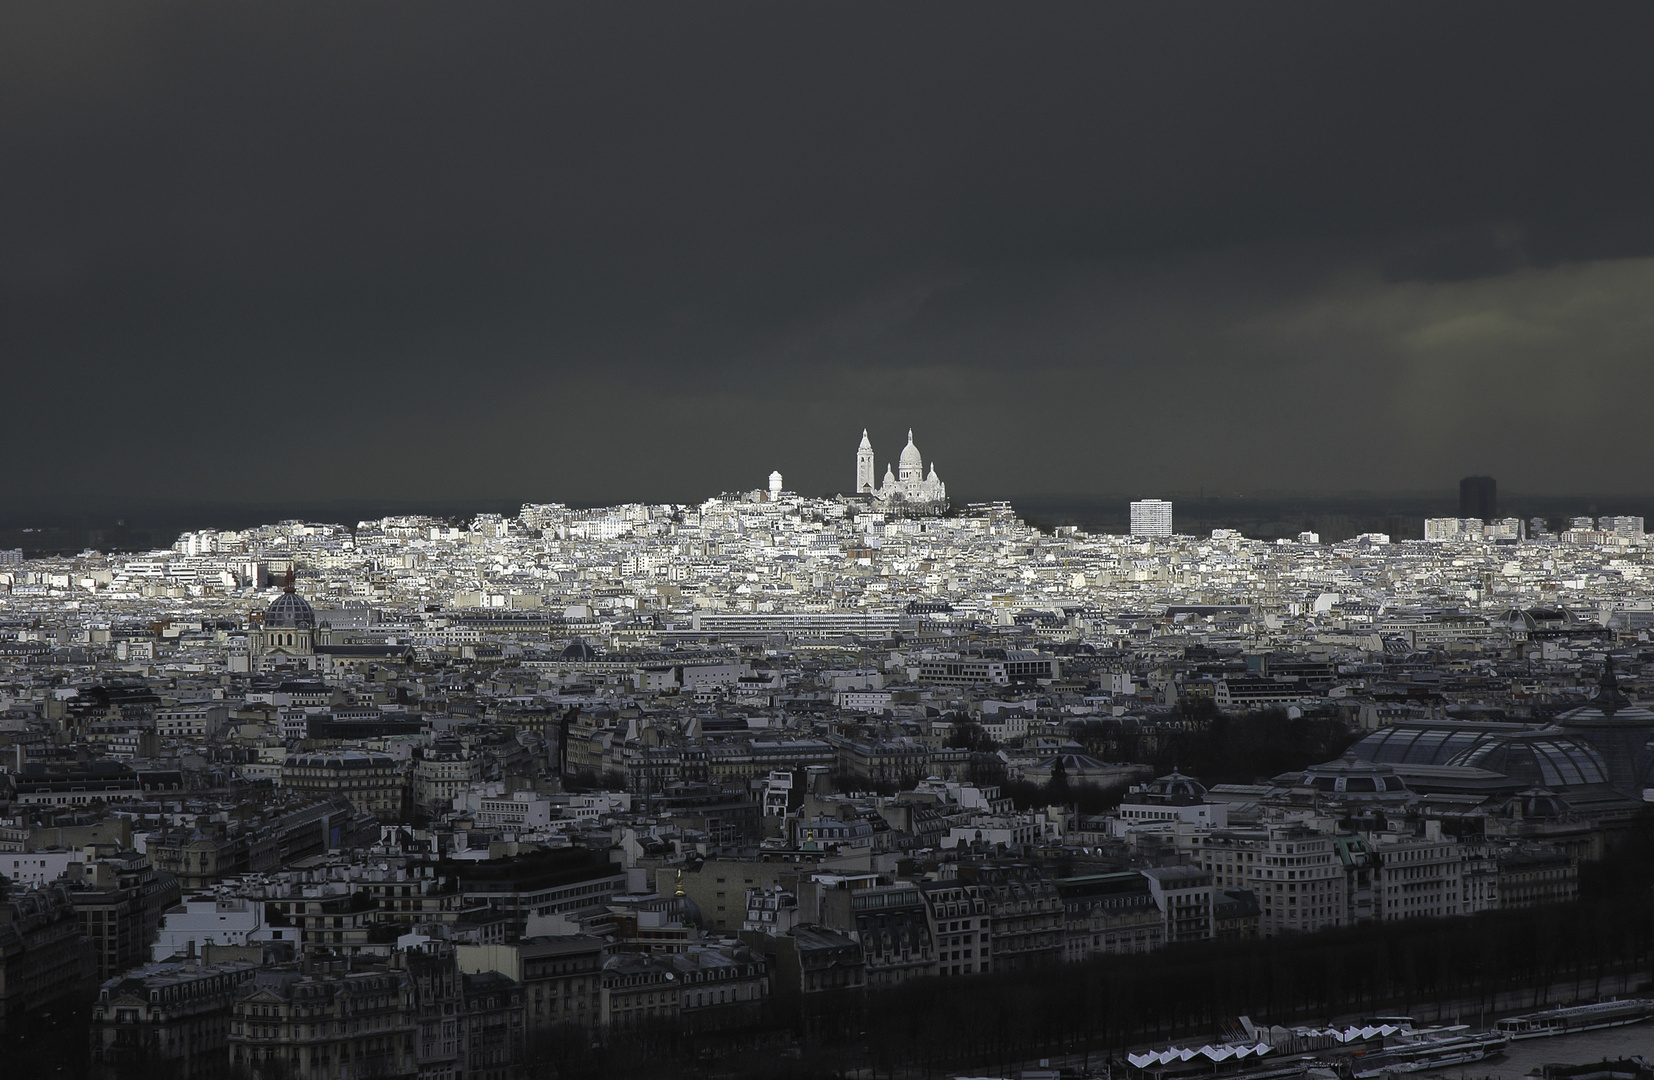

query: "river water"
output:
1415 1024 1654 1080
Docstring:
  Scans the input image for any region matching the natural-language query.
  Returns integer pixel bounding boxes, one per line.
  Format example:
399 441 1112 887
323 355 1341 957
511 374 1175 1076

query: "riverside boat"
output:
1348 1028 1510 1078
1495 999 1654 1040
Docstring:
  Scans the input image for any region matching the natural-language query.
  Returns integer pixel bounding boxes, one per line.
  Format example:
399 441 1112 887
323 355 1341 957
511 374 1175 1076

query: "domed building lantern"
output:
1555 657 1654 794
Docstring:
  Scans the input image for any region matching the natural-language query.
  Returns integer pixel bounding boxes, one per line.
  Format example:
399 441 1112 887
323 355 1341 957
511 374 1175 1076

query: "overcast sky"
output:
7 4 1654 506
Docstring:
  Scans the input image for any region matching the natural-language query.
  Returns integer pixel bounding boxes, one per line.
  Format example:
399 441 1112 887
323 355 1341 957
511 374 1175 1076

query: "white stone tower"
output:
856 429 876 494
768 471 784 500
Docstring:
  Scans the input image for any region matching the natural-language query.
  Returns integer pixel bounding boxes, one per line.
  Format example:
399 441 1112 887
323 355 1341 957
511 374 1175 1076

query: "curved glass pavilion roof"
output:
1348 722 1610 789
1445 735 1609 788
1349 722 1530 767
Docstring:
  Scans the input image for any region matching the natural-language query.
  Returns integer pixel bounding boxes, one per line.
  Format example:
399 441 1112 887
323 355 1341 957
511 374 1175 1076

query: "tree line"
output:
538 886 1653 1080
537 809 1654 1079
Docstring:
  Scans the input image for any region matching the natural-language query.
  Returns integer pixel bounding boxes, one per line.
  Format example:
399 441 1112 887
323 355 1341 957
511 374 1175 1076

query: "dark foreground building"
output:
0 885 88 1032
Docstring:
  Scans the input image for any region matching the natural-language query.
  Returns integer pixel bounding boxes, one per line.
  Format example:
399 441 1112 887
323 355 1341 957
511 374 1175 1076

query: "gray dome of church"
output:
265 590 317 629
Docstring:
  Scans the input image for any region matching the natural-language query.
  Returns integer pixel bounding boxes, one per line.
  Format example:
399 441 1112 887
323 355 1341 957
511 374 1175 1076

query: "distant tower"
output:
1460 476 1497 521
856 429 876 494
768 471 784 501
1130 499 1174 538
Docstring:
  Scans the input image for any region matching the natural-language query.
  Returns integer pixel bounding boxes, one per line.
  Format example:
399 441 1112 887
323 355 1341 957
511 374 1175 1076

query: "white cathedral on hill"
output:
856 428 946 504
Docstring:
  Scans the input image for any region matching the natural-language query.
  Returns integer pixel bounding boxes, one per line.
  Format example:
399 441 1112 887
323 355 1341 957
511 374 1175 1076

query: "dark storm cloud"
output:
5 3 1654 505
